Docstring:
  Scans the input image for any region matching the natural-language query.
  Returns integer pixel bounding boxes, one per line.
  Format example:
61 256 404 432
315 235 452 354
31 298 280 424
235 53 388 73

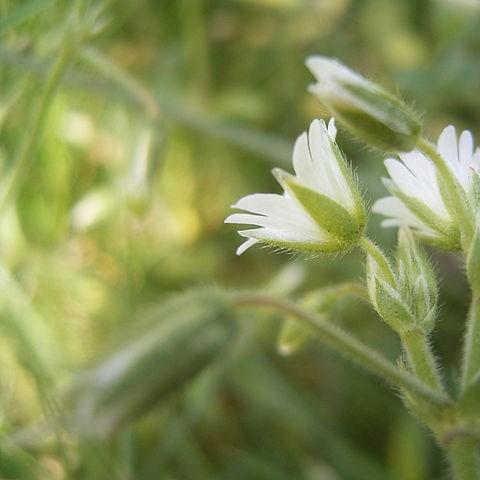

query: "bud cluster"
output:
366 230 438 335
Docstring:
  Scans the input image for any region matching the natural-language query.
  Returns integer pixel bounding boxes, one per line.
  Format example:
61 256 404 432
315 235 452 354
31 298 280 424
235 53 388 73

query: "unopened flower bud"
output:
397 229 438 333
366 252 414 333
306 56 421 152
67 291 237 437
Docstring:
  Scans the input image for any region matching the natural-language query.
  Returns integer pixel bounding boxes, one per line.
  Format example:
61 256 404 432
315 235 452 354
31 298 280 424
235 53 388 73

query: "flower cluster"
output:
226 55 479 257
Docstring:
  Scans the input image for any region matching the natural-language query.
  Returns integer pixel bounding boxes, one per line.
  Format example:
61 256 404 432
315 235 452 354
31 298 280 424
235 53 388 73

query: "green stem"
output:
445 438 480 480
302 281 368 311
417 138 474 249
402 329 444 392
232 293 451 408
359 237 395 285
461 295 480 392
0 38 75 214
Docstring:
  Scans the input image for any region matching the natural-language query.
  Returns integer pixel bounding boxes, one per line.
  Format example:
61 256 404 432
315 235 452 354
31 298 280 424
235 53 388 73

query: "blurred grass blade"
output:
0 264 63 384
0 0 56 35
68 290 238 437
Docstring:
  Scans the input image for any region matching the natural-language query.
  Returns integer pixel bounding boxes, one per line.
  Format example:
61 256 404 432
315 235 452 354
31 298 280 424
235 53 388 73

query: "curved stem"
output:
231 292 451 408
359 237 395 285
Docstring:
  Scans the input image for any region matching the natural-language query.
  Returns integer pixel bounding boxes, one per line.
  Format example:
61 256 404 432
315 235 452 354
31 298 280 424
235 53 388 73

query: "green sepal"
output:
385 182 459 250
374 279 415 334
397 229 439 333
469 170 480 212
284 179 365 244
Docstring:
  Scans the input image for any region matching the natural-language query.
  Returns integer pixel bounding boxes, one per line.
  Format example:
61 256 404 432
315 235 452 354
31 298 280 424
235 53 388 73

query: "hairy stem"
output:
445 438 480 480
402 329 444 392
461 295 480 392
359 236 396 284
231 293 451 407
417 138 474 249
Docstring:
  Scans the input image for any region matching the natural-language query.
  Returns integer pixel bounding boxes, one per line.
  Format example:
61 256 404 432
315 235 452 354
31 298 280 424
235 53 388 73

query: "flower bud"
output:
366 252 414 333
396 229 438 333
306 56 421 152
366 230 438 335
67 291 237 437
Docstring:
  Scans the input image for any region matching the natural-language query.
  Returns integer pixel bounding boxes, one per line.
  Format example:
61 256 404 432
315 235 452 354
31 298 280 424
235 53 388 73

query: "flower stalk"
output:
445 438 480 480
232 292 451 408
402 329 444 392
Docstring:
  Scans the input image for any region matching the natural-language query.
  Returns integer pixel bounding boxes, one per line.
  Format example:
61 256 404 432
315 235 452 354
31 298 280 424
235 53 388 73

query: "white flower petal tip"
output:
236 238 258 256
225 119 366 256
374 125 480 250
305 55 421 152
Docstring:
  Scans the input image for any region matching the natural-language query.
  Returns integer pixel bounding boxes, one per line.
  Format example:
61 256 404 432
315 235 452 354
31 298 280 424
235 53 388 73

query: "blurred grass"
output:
0 0 479 478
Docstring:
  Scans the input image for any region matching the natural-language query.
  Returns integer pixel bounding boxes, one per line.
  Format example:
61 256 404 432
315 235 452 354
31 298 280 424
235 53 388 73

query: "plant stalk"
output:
445 438 480 480
232 292 451 408
402 329 444 392
461 295 480 393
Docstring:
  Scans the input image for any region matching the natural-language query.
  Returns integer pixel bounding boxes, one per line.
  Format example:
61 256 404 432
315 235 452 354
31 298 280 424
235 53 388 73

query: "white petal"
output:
372 196 436 236
437 125 459 169
327 117 337 141
384 158 423 198
292 132 318 192
472 147 480 169
232 193 304 223
308 119 352 207
238 227 325 244
225 213 287 230
399 150 434 186
236 238 258 255
459 130 473 166
305 55 365 86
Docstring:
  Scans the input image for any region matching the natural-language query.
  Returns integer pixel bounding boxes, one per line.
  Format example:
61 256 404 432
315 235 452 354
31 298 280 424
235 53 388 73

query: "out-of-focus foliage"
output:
0 0 479 478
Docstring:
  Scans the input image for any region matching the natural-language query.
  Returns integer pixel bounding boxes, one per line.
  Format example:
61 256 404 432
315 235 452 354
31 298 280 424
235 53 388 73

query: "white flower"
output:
305 56 421 152
373 125 480 248
225 119 365 255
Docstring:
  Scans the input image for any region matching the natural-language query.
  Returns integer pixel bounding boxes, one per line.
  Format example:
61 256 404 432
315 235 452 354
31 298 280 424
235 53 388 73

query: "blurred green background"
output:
0 0 479 478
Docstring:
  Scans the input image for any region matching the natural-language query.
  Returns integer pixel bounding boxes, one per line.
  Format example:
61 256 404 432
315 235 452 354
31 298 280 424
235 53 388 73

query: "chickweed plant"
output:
1 1 479 478
227 57 480 479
